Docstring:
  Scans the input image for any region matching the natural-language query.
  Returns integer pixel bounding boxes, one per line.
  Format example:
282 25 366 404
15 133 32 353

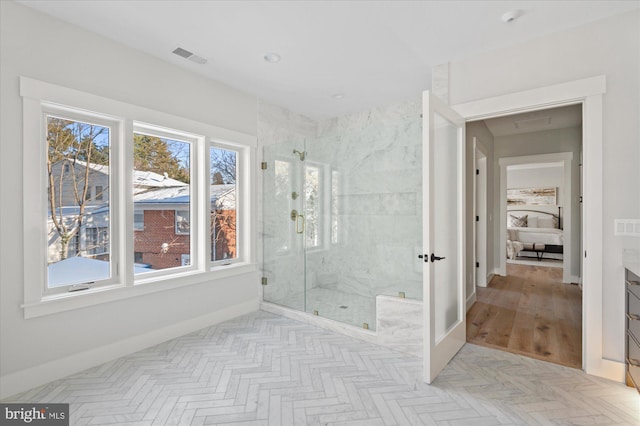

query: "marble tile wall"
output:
307 99 423 303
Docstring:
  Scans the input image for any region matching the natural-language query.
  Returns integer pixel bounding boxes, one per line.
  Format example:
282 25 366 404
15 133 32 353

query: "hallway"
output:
467 264 582 369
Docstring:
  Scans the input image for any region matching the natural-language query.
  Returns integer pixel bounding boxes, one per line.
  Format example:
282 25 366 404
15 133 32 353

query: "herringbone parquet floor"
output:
5 311 640 425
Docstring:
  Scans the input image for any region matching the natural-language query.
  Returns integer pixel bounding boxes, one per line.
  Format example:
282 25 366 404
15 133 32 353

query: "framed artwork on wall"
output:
507 187 557 205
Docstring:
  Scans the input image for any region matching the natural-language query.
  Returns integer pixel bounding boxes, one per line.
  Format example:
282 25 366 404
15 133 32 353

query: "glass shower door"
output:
262 141 307 311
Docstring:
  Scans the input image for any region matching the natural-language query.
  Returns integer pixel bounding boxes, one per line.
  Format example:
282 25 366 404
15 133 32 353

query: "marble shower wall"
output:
307 99 423 301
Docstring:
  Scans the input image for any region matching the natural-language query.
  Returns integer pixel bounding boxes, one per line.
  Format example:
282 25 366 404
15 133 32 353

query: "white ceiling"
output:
17 0 640 120
483 104 582 137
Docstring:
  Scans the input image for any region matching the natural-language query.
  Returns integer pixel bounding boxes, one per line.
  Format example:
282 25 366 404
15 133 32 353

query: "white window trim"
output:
209 140 246 268
40 104 123 296
21 76 257 319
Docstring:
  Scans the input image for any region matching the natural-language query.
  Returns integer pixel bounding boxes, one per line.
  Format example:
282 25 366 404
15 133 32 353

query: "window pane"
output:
210 146 237 262
331 170 340 244
133 133 191 274
133 211 144 230
46 116 111 288
175 210 190 234
304 164 321 248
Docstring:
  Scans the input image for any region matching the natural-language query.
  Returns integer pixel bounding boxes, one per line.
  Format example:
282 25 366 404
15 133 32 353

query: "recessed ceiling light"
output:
501 10 521 23
264 52 281 63
332 93 345 100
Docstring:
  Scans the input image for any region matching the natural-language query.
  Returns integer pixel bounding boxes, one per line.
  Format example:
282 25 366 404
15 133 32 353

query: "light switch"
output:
614 219 640 237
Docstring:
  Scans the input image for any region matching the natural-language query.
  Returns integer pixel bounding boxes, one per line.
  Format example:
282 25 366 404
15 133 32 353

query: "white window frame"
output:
21 77 257 319
209 141 245 267
132 123 199 280
40 105 122 296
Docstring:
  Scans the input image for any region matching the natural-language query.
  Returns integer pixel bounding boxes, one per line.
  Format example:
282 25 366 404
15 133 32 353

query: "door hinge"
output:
261 277 268 285
476 169 479 175
476 262 479 268
476 215 479 222
261 162 267 170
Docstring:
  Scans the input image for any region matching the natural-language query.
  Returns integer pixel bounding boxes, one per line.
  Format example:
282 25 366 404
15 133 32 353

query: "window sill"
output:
22 262 258 319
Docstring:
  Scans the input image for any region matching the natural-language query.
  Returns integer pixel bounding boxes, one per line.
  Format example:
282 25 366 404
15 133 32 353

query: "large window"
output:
22 77 255 317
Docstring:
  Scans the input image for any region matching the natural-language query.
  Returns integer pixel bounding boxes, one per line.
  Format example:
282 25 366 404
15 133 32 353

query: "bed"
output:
506 209 563 261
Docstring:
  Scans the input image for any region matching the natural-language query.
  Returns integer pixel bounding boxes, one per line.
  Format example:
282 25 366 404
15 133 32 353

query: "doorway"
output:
451 76 616 380
466 104 584 369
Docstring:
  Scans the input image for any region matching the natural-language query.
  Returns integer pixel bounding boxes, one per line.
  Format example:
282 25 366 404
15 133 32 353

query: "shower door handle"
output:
296 214 305 234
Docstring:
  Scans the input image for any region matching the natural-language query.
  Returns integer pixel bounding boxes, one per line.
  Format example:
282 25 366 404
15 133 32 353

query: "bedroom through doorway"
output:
467 104 583 369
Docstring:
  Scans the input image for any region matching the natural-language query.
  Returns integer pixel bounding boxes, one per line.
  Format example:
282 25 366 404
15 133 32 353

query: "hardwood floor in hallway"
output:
467 263 582 369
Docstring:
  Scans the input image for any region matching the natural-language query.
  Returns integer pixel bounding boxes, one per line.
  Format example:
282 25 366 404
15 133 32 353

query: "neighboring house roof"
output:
133 170 188 190
48 257 150 288
78 184 235 216
133 184 235 207
56 159 188 188
62 159 109 175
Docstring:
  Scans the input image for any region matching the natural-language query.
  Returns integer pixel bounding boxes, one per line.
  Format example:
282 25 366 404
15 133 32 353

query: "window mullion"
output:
204 141 212 268
122 119 135 286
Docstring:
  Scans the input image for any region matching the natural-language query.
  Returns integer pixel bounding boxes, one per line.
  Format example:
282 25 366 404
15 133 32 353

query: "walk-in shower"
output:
261 101 423 330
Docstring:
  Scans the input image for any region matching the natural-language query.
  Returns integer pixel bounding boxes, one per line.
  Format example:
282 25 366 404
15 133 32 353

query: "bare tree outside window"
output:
47 117 110 264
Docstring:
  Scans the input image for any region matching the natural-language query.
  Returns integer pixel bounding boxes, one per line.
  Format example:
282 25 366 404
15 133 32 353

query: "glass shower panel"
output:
261 99 422 331
262 140 306 311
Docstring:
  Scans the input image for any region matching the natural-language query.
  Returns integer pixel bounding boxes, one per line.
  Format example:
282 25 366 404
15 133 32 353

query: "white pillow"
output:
527 216 538 228
538 217 559 228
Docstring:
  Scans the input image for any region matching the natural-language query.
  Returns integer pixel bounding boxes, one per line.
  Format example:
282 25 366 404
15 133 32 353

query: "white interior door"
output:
422 91 466 384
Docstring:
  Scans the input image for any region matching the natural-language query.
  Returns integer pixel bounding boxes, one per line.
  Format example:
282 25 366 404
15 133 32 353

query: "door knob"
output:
430 253 446 262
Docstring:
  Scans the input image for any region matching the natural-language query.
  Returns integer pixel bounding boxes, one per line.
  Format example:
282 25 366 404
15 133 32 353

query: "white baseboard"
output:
585 357 626 383
0 299 258 400
487 272 496 283
569 275 581 285
466 291 477 312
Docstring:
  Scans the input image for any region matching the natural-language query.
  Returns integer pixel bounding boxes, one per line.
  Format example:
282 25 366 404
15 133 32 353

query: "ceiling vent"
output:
172 47 208 65
514 116 551 130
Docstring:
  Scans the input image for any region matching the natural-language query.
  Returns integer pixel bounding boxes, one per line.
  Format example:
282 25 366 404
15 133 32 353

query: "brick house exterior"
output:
132 184 237 270
134 210 190 270
47 159 237 269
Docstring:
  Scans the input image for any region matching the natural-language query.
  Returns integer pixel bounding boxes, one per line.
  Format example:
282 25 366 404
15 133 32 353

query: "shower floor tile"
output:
268 287 377 330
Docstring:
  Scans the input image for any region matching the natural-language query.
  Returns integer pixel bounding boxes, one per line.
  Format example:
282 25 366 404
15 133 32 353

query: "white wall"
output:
0 1 259 394
507 165 563 194
450 10 640 362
